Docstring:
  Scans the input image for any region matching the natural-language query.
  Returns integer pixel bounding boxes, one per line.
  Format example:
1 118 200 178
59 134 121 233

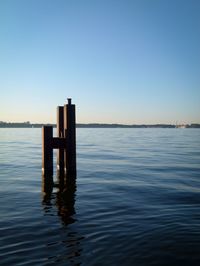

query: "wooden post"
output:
57 106 64 176
42 126 53 177
64 98 76 176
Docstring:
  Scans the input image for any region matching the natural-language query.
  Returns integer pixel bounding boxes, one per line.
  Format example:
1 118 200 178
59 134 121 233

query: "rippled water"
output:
0 128 200 265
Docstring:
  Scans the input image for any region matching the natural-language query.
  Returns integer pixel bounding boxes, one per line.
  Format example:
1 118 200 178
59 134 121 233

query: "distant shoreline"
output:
0 122 200 128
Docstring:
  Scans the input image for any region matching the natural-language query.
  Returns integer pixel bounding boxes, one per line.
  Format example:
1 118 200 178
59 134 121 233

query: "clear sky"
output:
0 0 200 124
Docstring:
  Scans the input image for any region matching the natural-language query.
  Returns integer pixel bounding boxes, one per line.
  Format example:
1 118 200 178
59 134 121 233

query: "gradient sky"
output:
0 0 200 124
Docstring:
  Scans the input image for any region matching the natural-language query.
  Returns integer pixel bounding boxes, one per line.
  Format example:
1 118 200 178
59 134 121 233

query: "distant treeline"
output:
0 122 55 128
0 121 200 128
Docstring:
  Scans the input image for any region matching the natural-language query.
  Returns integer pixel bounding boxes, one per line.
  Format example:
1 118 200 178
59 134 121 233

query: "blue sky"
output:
0 0 200 124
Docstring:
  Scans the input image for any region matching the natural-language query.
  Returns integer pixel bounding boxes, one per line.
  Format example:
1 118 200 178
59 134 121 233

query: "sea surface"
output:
0 128 200 266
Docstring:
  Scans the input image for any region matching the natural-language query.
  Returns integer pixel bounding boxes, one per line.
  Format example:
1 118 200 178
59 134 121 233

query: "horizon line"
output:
1 121 200 126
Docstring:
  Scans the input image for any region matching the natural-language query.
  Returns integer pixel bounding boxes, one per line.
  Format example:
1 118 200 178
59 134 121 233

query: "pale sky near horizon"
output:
0 0 200 124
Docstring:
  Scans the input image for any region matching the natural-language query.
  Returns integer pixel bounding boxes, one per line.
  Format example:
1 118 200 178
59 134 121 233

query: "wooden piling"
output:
64 99 76 176
42 126 53 177
57 106 64 175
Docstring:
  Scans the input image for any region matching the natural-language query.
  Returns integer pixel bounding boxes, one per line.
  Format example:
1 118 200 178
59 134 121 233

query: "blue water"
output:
0 128 200 265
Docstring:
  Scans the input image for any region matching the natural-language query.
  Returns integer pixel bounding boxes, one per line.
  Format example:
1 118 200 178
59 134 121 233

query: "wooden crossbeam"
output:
52 137 66 149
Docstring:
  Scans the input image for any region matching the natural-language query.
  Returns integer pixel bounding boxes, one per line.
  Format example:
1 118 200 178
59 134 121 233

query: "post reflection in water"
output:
42 172 84 265
42 171 77 224
56 175 76 225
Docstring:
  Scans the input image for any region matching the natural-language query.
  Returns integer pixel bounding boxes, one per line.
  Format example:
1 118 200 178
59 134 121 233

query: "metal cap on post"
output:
67 98 71 105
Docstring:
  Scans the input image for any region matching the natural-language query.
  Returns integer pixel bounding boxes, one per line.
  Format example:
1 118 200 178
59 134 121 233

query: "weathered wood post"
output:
57 106 64 176
42 126 53 177
64 98 76 177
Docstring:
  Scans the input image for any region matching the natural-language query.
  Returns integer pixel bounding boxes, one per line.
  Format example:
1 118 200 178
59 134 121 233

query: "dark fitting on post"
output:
67 98 72 105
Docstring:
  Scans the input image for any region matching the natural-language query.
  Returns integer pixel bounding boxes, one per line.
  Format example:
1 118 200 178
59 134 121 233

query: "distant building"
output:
176 124 187 128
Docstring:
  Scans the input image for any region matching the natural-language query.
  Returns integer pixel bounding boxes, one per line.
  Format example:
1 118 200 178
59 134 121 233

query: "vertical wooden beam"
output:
57 106 64 177
64 98 76 177
64 103 68 175
67 101 76 176
42 126 53 177
42 174 53 199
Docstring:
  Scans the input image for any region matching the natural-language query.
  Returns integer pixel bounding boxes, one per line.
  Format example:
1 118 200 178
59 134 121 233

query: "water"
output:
0 128 200 266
